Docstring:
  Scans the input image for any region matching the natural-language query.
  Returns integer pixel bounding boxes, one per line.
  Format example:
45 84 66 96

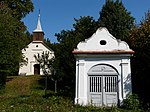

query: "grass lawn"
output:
0 75 146 112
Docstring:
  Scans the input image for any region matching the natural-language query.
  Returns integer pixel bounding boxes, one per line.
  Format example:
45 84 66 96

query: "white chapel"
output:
19 13 54 76
73 28 134 106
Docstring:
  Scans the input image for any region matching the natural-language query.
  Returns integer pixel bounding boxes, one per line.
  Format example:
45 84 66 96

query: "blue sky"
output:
22 0 150 43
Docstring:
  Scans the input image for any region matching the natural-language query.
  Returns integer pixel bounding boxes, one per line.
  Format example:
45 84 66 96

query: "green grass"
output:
0 75 147 112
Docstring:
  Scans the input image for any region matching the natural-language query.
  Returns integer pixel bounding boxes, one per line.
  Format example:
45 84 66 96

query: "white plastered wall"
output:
74 28 134 106
75 56 132 106
19 42 54 75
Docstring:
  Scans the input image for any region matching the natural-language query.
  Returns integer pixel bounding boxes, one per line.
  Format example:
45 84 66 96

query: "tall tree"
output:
128 11 150 106
3 0 34 20
0 2 21 74
0 1 33 87
98 0 134 40
54 16 98 96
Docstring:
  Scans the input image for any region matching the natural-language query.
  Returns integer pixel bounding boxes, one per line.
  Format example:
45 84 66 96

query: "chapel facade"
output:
19 13 54 75
73 28 134 106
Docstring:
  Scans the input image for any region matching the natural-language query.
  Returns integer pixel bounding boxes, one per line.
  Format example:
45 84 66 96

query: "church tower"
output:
33 12 44 42
19 10 54 76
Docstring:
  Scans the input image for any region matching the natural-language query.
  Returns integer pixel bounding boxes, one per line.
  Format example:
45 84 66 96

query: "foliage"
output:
34 51 60 95
0 76 148 112
0 2 24 75
52 3 134 96
1 0 34 20
34 51 55 76
25 30 33 44
0 72 7 89
53 16 98 96
98 0 134 40
0 1 33 87
122 94 141 110
128 11 150 106
52 1 135 99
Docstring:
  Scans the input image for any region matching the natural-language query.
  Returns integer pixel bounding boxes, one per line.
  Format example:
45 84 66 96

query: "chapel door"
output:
34 64 40 75
103 75 118 106
89 75 118 106
89 76 103 106
88 65 118 106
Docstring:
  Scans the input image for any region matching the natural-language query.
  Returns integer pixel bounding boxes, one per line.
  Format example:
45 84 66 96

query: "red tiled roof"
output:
72 50 135 54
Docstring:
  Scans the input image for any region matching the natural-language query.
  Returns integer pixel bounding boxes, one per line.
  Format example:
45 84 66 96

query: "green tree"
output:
54 16 98 96
34 51 55 95
0 3 20 87
34 51 55 76
98 0 134 40
0 1 33 87
128 11 150 106
0 1 33 74
2 0 34 20
25 30 33 44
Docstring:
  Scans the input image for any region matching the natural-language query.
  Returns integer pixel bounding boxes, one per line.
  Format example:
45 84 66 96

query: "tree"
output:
2 0 34 20
128 11 150 106
0 1 33 88
0 2 20 87
34 51 55 76
54 16 98 96
25 30 33 44
0 1 33 74
34 51 56 95
0 3 21 73
98 0 134 40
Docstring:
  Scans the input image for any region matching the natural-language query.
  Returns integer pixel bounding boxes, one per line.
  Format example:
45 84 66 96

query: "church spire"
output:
33 9 44 42
34 9 43 32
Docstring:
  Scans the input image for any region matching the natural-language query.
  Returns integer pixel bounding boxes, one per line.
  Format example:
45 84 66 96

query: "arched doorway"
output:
88 64 118 106
34 64 40 75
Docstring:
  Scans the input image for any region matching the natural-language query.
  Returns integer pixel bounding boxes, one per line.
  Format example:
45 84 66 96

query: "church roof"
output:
34 13 43 32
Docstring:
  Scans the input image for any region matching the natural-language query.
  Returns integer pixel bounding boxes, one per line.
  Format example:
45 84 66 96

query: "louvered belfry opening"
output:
33 32 44 41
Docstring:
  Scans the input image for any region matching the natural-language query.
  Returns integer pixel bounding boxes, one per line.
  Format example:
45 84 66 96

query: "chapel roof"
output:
72 50 134 54
73 27 134 54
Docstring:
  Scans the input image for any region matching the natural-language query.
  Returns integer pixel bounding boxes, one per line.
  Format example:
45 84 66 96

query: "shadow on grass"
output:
6 77 14 82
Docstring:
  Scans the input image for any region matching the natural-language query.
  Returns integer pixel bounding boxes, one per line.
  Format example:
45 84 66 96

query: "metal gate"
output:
89 75 118 106
88 64 118 106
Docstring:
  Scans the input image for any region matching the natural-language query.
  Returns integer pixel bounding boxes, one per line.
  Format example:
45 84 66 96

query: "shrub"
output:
122 94 141 110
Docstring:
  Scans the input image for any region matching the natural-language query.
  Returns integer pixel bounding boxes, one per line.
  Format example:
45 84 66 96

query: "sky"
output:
22 0 150 43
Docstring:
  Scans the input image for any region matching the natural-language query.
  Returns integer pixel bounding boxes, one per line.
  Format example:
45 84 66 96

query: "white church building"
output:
73 28 134 106
19 14 54 75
